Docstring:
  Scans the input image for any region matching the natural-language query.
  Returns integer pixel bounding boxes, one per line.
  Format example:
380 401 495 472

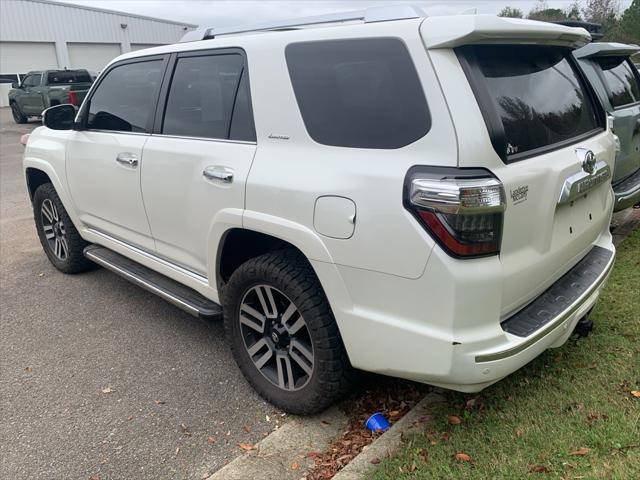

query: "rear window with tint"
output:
596 57 640 108
47 70 92 84
285 38 430 149
459 45 602 161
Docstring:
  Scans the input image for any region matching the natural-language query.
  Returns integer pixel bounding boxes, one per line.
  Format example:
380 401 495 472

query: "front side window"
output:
87 60 163 133
285 38 430 149
23 74 41 87
596 57 640 108
162 53 253 140
459 45 602 161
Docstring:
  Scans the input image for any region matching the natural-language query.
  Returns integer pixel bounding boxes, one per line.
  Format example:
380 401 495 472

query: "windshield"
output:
47 70 92 84
458 45 602 161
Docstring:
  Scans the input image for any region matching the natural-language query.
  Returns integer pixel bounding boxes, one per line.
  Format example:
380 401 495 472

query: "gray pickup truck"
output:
9 69 93 124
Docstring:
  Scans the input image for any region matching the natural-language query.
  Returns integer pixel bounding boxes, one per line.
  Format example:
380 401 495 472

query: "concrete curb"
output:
332 392 446 480
206 406 349 480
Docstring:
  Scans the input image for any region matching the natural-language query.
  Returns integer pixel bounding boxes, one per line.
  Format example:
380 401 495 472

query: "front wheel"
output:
223 249 352 414
33 183 94 273
10 102 27 124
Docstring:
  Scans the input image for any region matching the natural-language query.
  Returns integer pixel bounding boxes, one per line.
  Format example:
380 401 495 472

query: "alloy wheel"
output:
40 198 68 260
239 285 314 391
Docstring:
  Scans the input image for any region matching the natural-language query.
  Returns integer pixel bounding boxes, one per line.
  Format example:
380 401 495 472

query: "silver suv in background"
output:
574 43 640 211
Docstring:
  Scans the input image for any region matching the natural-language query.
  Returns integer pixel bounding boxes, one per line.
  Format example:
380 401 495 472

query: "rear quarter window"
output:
596 57 640 108
458 45 603 162
47 70 92 84
285 38 430 149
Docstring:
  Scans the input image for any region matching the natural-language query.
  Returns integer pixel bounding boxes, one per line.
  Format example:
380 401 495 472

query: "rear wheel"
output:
10 102 27 124
33 183 93 273
223 249 352 414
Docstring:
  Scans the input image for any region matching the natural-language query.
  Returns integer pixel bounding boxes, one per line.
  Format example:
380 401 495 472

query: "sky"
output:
55 0 633 28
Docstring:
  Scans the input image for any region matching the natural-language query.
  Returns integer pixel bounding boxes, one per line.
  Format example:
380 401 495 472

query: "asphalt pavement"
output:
0 106 281 480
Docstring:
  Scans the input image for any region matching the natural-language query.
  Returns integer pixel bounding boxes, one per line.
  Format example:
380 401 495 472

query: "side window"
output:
229 69 256 142
23 74 41 87
163 53 251 140
87 59 164 133
285 38 430 149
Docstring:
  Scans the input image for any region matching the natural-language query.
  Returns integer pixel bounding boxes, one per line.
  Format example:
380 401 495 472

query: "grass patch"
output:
372 230 640 479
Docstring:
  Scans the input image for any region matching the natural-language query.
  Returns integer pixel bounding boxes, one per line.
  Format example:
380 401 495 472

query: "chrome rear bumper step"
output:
83 245 223 319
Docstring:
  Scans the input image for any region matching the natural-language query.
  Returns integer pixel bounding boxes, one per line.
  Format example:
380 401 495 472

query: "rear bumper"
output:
613 168 640 211
316 231 615 393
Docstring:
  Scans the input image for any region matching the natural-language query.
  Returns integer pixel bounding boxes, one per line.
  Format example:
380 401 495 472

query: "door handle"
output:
203 166 233 183
116 152 138 167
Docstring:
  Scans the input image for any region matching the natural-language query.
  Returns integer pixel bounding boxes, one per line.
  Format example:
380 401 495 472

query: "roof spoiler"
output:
553 20 603 40
574 42 640 59
421 15 591 49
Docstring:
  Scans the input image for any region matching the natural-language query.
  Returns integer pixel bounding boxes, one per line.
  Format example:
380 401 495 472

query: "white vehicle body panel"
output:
22 14 617 394
66 130 155 251
141 136 256 276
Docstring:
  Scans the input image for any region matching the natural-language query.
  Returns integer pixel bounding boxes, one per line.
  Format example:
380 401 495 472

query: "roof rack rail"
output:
181 5 425 42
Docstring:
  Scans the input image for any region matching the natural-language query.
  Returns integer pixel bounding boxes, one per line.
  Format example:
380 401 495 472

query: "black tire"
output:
33 183 94 274
10 101 28 124
223 249 352 414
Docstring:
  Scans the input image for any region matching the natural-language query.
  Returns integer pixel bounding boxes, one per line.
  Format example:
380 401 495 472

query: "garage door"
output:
68 43 121 72
130 43 164 52
0 42 58 73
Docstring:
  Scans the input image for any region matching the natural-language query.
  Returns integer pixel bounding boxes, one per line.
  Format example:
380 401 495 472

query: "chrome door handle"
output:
116 152 138 167
203 166 234 183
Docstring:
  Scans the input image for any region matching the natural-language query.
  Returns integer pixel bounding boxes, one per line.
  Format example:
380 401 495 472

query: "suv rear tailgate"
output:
423 29 615 317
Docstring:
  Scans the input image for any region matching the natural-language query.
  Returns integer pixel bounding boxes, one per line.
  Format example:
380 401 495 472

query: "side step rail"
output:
83 245 223 319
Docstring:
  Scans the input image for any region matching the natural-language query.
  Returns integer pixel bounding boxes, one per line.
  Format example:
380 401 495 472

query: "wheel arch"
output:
216 228 309 293
25 167 52 201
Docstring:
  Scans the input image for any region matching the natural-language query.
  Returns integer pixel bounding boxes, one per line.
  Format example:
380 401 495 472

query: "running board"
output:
83 245 223 319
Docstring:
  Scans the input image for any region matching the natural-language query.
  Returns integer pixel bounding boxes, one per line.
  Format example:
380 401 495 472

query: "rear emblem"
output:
581 150 596 174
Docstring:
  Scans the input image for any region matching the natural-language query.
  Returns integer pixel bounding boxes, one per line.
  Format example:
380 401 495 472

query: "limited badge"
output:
510 185 529 205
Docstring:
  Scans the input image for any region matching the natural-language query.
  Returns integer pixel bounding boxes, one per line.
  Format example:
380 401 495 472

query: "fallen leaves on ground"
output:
207 436 216 444
455 452 472 462
304 380 426 480
24 367 32 372
447 415 462 425
154 399 165 405
291 462 300 470
569 447 591 456
529 464 549 473
631 390 640 398
180 424 191 436
101 387 113 394
89 475 100 480
237 442 255 451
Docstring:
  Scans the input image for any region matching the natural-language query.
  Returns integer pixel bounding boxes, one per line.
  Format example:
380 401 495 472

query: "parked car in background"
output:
574 43 640 211
23 9 617 414
9 69 93 124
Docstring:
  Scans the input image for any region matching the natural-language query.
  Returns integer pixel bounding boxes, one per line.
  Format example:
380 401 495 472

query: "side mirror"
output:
11 81 20 88
43 104 76 130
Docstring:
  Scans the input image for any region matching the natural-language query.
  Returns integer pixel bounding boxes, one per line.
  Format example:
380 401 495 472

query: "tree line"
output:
499 0 639 45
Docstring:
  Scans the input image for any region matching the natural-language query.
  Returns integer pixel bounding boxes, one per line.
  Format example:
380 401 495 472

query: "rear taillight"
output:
68 90 78 105
404 167 506 258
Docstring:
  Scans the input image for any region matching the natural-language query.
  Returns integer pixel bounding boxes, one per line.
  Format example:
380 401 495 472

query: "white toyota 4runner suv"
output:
24 7 617 414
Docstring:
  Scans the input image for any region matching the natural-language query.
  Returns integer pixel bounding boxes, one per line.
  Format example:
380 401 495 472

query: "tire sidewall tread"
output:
223 249 352 415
